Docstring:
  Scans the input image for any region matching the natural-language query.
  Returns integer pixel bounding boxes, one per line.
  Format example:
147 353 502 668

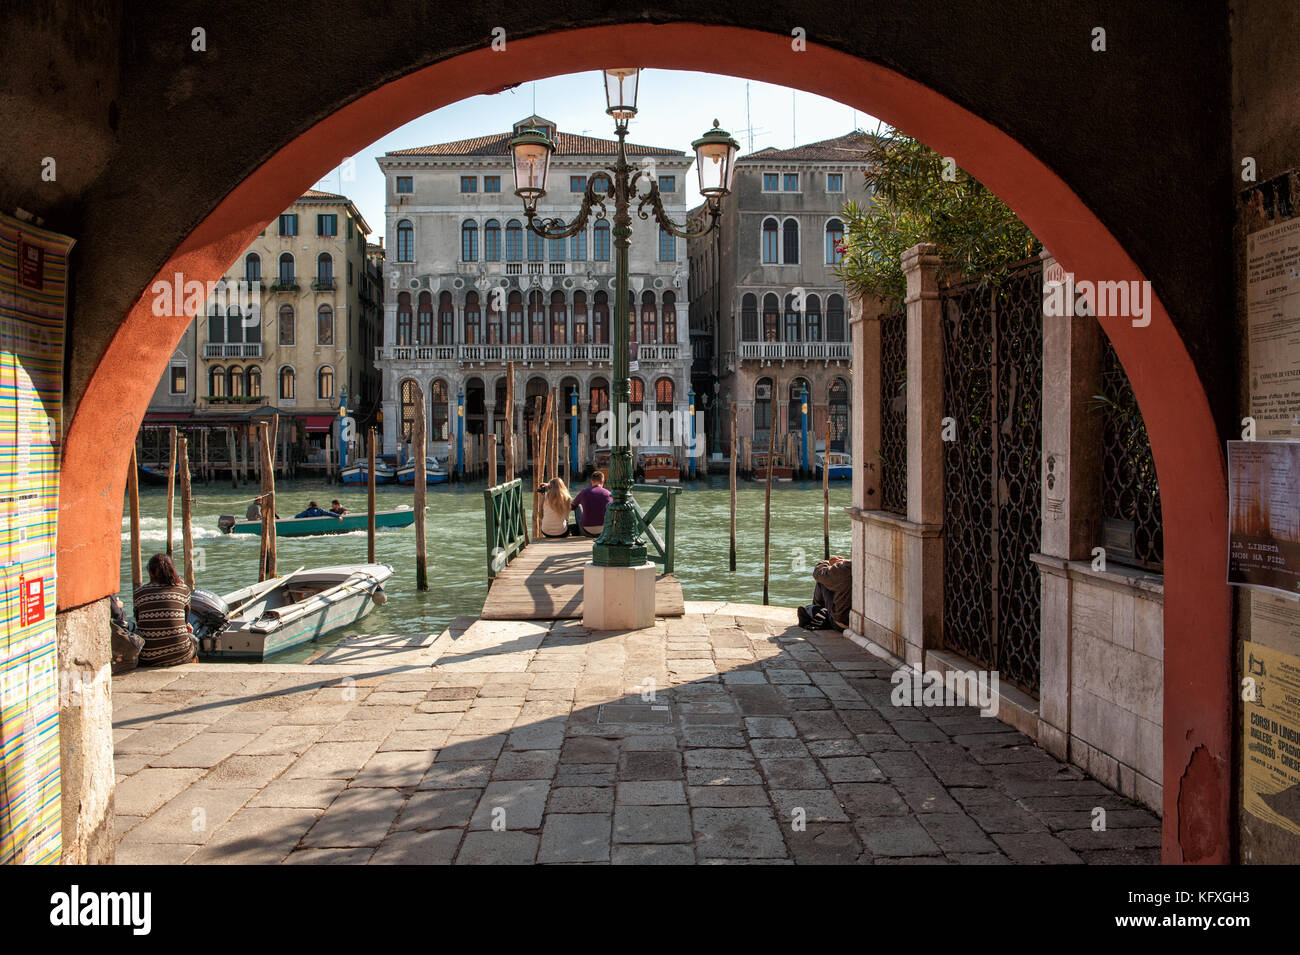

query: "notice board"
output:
0 211 72 864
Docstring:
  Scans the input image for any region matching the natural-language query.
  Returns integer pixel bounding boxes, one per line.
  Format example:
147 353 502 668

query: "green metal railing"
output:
483 478 528 579
628 483 680 574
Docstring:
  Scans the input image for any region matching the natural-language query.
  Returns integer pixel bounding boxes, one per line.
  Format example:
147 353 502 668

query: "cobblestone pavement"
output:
111 603 1161 864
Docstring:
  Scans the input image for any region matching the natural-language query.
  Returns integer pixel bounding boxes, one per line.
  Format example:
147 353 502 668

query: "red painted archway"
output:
59 24 1230 863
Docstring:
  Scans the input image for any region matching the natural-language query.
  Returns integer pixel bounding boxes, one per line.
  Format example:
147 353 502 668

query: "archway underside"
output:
58 24 1230 863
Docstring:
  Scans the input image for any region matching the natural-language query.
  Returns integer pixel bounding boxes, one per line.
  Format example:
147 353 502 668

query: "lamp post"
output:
509 69 737 576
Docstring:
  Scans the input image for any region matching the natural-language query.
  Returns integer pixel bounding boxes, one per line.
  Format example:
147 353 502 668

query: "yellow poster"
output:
1243 640 1300 836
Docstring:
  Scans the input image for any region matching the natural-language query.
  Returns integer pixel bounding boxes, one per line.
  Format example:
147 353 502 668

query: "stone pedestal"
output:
583 562 656 630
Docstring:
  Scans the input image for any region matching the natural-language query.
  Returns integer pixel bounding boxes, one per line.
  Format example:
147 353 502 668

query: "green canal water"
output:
119 476 852 661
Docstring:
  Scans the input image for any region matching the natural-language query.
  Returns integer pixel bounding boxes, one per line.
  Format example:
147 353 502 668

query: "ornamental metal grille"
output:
1099 337 1164 571
879 308 907 515
941 262 1043 694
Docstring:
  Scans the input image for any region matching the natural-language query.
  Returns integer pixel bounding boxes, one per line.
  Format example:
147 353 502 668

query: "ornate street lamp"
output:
509 69 738 576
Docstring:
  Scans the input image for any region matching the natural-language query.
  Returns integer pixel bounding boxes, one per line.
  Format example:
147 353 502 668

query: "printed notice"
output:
1227 440 1300 595
1243 640 1300 837
1247 217 1300 437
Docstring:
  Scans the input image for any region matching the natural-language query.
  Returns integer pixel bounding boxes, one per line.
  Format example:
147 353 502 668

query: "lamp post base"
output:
582 561 656 630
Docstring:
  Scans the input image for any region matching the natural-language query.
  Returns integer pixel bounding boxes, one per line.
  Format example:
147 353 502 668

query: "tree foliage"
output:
834 129 1041 307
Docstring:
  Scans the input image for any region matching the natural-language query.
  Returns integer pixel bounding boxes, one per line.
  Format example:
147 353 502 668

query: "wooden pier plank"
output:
480 538 684 621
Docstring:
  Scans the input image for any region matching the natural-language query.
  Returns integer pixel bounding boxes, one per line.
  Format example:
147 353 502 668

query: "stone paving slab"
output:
111 607 1161 865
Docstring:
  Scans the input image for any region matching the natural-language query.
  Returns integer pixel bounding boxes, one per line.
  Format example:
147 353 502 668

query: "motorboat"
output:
341 460 396 485
397 456 449 485
815 451 853 480
190 563 393 660
216 507 416 536
638 449 681 484
753 452 794 482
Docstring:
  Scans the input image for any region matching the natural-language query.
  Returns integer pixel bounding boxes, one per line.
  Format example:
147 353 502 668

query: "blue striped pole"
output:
570 390 579 475
800 384 810 475
456 390 465 476
688 387 696 479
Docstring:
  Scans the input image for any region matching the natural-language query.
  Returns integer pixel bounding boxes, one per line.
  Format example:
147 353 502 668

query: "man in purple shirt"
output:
572 471 613 537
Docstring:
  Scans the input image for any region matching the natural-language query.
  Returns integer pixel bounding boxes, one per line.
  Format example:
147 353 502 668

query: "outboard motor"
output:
188 588 230 652
217 515 237 534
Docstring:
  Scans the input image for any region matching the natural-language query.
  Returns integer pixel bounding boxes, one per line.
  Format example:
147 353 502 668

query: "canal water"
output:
119 475 852 661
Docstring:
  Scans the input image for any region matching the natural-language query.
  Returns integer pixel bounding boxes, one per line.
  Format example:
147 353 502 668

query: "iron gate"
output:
941 264 1043 693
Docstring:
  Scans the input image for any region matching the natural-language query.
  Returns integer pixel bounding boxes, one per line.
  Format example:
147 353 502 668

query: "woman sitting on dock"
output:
539 477 574 538
133 553 197 667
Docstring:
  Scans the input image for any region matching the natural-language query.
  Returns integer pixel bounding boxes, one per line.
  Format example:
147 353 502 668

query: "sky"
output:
313 69 881 240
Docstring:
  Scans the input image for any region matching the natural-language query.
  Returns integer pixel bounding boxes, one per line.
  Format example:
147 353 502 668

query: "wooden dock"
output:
480 537 685 621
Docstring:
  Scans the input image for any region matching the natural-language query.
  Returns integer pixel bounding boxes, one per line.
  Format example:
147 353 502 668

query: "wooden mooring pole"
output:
823 417 832 561
367 427 377 564
488 432 498 487
729 402 737 573
128 445 142 586
763 424 775 605
227 427 237 488
413 389 428 590
165 426 177 557
179 434 194 589
505 360 516 484
258 421 277 580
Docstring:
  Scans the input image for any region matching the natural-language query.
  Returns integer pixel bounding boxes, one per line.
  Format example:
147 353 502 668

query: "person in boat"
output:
538 477 575 538
572 470 612 537
329 499 349 515
295 501 341 519
133 553 197 667
810 555 853 630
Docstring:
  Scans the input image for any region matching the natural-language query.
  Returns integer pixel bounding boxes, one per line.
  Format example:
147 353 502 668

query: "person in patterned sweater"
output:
133 553 197 667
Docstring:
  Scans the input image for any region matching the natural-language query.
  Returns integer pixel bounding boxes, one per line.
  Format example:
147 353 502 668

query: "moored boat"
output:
815 451 853 480
753 452 794 482
341 460 396 485
190 563 394 660
216 507 416 536
397 456 449 485
639 449 681 484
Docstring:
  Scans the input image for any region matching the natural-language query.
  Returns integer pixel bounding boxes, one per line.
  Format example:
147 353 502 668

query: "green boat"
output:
217 507 417 537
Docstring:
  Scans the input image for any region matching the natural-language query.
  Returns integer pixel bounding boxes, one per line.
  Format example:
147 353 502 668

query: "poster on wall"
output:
0 211 72 865
1227 440 1300 595
1246 216 1300 437
1242 640 1300 837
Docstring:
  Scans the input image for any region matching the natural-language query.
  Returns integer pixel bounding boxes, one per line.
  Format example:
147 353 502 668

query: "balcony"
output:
738 341 851 362
311 278 336 291
375 343 617 365
203 342 263 358
270 281 300 292
634 344 681 363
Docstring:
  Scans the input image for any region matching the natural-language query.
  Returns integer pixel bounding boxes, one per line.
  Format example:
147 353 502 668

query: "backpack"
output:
111 620 145 675
797 603 837 631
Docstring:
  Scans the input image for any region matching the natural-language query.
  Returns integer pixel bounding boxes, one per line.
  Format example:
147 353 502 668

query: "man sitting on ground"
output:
811 555 852 630
571 471 613 537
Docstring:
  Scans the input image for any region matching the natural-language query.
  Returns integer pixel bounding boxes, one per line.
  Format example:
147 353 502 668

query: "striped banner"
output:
0 211 72 865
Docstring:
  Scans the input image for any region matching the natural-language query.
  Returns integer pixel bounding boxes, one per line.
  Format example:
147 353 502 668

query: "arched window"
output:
662 291 677 344
788 377 810 432
571 226 587 261
247 366 261 397
593 220 611 261
589 377 609 439
783 218 800 264
630 376 645 410
550 290 567 344
507 291 524 344
763 293 780 342
593 291 609 344
754 376 774 444
461 219 478 261
399 378 417 440
573 291 588 343
438 291 454 345
318 365 334 400
278 252 295 285
628 290 638 343
417 291 433 345
505 219 523 261
528 290 546 343
762 218 779 264
806 294 822 342
464 291 481 344
317 304 333 345
396 219 414 262
278 365 295 401
828 377 849 451
827 294 846 342
484 219 501 261
655 377 675 443
526 227 543 262
316 252 333 287
741 293 758 341
244 253 261 284
431 379 449 441
278 303 295 345
784 293 801 342
641 290 658 344
209 365 226 398
548 221 566 261
208 305 224 344
486 288 502 344
396 291 412 345
229 366 244 397
825 218 844 265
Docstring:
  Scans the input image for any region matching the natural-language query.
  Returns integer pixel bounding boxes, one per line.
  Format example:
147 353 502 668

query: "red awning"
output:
303 415 337 432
